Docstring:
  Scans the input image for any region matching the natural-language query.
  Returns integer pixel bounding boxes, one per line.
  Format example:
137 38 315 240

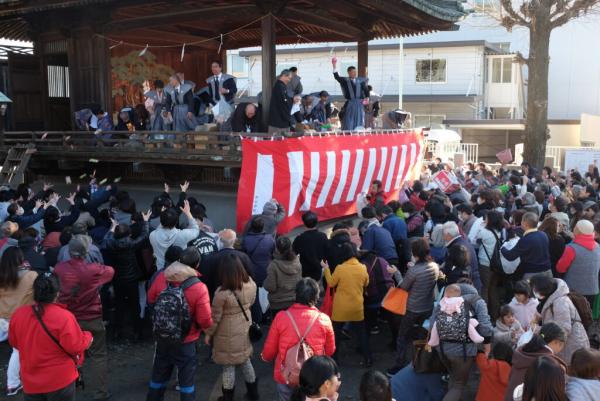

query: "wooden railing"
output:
0 129 417 167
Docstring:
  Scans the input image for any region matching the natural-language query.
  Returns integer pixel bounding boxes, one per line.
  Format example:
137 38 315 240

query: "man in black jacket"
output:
101 210 151 341
268 69 292 136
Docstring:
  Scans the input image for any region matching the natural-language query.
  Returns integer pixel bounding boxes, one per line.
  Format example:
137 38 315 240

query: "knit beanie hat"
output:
263 201 277 216
68 237 89 258
575 219 594 236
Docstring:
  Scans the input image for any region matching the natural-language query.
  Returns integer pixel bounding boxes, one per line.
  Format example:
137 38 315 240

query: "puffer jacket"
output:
206 279 257 365
540 278 590 364
432 283 493 358
566 377 600 401
147 262 213 343
101 222 149 284
263 253 302 310
261 304 335 384
241 232 275 286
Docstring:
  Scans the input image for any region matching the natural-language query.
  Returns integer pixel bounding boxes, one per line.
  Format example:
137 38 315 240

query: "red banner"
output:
236 130 425 233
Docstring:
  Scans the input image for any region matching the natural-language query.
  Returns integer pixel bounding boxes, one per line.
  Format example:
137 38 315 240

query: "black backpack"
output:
481 229 504 275
152 276 200 345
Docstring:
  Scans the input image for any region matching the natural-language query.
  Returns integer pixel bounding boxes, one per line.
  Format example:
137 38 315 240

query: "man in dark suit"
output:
206 61 237 105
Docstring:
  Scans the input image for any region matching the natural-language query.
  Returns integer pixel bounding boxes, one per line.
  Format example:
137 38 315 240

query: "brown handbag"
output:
412 334 447 374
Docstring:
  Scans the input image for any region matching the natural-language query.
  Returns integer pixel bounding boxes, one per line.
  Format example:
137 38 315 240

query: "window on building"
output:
491 57 512 83
415 59 446 83
47 65 69 98
227 54 248 78
469 0 500 13
413 115 445 128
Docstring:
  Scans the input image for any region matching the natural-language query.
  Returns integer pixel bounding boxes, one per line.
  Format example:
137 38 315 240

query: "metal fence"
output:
427 141 479 163
514 143 600 170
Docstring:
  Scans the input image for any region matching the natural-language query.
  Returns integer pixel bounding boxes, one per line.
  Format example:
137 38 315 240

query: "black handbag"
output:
412 337 447 374
32 304 86 389
233 291 263 343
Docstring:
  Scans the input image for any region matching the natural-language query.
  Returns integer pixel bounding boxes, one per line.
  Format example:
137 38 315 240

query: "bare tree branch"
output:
514 51 529 65
550 0 600 28
500 0 530 28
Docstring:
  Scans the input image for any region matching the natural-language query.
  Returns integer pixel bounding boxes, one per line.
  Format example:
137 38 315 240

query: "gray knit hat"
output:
68 237 89 258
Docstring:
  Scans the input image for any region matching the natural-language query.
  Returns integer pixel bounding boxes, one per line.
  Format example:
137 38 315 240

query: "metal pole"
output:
398 37 403 109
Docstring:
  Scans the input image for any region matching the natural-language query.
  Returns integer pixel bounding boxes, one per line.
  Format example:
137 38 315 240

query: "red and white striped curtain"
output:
236 130 425 233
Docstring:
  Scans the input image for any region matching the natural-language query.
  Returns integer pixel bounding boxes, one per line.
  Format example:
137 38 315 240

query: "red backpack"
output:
281 311 320 387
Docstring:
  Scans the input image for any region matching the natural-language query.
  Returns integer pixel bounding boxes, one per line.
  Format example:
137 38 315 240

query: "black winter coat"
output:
101 222 149 284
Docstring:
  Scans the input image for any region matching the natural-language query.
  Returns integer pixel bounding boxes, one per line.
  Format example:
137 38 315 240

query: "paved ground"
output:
0 179 480 400
0 319 479 401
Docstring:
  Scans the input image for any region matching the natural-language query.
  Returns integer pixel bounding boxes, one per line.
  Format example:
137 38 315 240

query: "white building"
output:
230 10 600 125
237 39 524 128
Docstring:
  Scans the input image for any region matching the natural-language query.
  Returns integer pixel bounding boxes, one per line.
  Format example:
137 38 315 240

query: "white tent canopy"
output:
426 128 461 143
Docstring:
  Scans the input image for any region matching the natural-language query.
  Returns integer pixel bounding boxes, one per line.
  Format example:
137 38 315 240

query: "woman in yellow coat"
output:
322 242 371 366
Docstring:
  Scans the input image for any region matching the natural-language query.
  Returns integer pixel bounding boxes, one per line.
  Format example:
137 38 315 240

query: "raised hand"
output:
164 183 170 194
66 192 76 205
180 180 190 193
142 209 152 222
43 182 53 191
180 199 191 216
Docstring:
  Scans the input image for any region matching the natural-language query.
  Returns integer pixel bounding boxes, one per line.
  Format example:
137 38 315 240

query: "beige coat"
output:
206 279 257 365
0 269 37 319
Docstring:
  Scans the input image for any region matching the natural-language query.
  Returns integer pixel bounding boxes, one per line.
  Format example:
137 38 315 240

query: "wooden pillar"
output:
261 14 276 129
68 26 111 117
357 40 368 77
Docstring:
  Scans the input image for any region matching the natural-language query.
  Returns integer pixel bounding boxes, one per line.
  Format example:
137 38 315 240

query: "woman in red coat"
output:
262 278 336 401
9 272 93 401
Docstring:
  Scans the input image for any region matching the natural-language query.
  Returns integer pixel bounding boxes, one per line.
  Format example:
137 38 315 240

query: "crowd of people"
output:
74 61 411 142
2 159 600 401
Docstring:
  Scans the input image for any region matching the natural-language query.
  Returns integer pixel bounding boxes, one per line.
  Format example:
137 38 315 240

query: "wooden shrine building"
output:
0 1 464 184
0 0 464 130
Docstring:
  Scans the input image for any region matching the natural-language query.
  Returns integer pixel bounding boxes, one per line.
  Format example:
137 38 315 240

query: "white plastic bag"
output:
214 98 233 124
0 318 8 342
517 328 534 348
356 193 369 217
258 287 270 314
501 237 521 274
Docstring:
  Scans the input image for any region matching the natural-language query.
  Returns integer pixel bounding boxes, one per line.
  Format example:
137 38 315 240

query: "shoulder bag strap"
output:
32 305 79 367
286 310 320 342
233 291 250 322
285 310 302 340
301 314 320 342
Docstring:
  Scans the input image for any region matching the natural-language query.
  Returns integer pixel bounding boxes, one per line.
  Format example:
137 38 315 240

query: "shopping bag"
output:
382 287 408 315
320 286 335 317
412 339 447 374
496 148 513 164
